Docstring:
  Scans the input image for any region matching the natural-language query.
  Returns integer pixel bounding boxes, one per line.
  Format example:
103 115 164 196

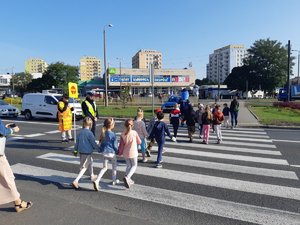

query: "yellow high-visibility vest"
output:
57 101 72 131
82 100 96 118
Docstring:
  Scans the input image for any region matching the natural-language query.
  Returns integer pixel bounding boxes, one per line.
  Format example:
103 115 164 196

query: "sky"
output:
0 0 300 79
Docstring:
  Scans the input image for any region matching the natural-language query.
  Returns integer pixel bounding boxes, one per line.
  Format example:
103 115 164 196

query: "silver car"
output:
0 100 19 117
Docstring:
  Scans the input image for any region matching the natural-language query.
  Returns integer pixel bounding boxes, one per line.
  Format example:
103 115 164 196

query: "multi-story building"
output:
132 49 162 69
79 56 102 81
25 58 48 74
206 45 247 83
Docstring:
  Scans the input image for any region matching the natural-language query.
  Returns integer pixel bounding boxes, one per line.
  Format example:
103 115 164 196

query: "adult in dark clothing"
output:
81 92 99 136
185 104 196 143
229 96 239 128
179 99 192 126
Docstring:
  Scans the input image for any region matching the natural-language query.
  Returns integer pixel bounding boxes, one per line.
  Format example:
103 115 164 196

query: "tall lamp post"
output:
116 57 123 96
292 50 300 85
103 24 113 107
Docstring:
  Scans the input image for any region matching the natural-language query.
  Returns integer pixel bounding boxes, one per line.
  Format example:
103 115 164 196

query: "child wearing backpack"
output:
72 117 98 189
118 119 141 188
213 105 225 144
134 109 148 162
93 118 119 191
149 111 176 168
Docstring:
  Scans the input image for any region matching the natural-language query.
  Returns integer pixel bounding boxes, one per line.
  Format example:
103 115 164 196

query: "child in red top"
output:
213 105 225 144
169 103 181 139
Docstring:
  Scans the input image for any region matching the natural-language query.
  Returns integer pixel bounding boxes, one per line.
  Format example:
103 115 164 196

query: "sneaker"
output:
71 181 79 189
156 164 163 168
199 135 202 139
129 179 135 185
123 177 130 188
68 138 74 141
142 158 148 163
112 179 120 186
93 181 100 191
217 139 221 144
62 139 68 143
146 150 151 157
202 140 206 144
189 138 193 143
162 149 167 154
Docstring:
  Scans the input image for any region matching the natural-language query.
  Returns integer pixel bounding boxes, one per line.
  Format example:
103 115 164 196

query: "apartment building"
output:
25 58 48 74
206 45 247 83
79 56 102 81
132 49 162 69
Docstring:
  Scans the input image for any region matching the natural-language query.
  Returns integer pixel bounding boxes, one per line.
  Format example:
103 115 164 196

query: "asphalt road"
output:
0 117 300 225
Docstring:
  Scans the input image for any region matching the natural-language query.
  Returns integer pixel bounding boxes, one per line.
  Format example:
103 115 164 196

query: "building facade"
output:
79 56 102 81
0 74 12 96
132 49 162 69
206 45 247 83
108 68 195 96
25 58 48 74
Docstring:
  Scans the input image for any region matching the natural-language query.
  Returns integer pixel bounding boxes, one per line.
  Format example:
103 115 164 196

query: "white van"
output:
21 93 82 120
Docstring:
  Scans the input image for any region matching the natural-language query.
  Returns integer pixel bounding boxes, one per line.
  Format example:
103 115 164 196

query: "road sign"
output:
68 82 78 98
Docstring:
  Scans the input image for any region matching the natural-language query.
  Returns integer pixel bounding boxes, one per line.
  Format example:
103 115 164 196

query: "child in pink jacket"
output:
119 119 141 188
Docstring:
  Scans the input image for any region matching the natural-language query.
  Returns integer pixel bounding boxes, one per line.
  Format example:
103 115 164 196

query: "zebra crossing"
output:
10 125 300 225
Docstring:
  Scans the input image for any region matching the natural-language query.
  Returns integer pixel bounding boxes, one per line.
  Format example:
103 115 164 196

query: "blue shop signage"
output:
132 75 150 82
154 75 171 82
110 75 131 82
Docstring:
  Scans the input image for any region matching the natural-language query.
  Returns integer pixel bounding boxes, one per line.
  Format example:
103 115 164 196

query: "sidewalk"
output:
237 101 261 127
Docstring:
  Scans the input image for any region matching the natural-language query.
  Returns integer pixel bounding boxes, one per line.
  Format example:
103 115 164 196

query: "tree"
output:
42 62 79 93
27 74 56 93
243 38 294 93
10 72 33 94
195 78 217 86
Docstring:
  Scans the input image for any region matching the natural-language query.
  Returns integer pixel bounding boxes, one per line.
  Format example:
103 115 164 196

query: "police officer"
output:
81 92 98 136
57 94 74 142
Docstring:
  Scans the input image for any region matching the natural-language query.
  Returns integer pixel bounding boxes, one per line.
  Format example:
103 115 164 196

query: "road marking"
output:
177 132 270 139
272 139 300 143
11 163 300 225
166 139 277 150
151 147 287 165
7 137 25 141
36 153 298 200
24 133 45 138
2 119 58 126
45 130 61 134
290 165 300 168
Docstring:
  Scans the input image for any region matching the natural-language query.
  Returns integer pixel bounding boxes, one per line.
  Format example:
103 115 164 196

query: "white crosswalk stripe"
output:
11 126 300 225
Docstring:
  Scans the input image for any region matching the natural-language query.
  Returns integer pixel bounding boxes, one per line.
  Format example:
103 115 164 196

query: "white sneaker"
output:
142 158 148 163
112 179 120 185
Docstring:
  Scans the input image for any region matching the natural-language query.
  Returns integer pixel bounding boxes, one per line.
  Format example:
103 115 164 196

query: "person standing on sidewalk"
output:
213 105 225 144
0 120 33 212
82 92 98 136
57 94 74 143
230 96 239 128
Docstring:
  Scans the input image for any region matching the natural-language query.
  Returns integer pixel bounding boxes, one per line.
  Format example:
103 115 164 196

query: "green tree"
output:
26 74 56 93
10 72 33 94
243 38 294 92
195 78 217 86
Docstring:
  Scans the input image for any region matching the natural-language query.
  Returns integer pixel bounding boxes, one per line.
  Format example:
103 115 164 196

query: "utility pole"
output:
287 40 291 102
150 63 155 116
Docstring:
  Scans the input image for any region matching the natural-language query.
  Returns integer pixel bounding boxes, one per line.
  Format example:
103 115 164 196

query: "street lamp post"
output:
292 50 300 85
103 24 113 107
116 57 123 97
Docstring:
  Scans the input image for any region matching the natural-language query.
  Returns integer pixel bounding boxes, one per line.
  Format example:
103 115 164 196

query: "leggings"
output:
202 124 210 143
125 157 138 179
95 156 117 183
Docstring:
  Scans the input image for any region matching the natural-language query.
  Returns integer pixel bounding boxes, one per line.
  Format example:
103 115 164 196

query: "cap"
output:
155 108 162 114
86 92 94 97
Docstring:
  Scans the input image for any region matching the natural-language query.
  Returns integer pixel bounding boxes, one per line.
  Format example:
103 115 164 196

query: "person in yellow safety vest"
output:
81 92 98 136
57 94 74 143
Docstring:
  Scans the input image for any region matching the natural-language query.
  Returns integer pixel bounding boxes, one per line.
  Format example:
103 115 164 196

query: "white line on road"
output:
177 132 270 139
24 133 46 138
11 163 300 225
44 130 61 134
272 139 300 143
150 147 287 165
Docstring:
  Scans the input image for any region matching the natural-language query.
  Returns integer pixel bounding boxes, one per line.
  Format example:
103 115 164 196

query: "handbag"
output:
0 137 7 156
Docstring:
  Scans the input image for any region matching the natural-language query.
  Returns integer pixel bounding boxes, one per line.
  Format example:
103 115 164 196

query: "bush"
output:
273 102 300 109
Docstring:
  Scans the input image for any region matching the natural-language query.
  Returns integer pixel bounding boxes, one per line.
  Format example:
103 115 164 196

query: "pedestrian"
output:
169 103 181 138
118 119 141 188
179 99 192 127
222 103 230 128
201 105 212 144
185 104 197 143
146 109 162 157
229 96 239 128
72 117 98 189
93 118 119 191
82 92 98 136
134 109 148 162
0 120 33 212
134 107 146 124
211 103 217 133
57 94 74 143
195 103 204 138
213 105 225 144
149 111 176 168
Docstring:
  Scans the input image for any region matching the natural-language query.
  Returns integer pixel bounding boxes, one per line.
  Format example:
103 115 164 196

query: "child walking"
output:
93 118 119 191
72 117 98 189
169 103 181 139
119 119 141 188
201 106 212 145
213 105 225 144
146 109 162 157
195 103 204 138
222 103 230 128
149 111 176 168
134 109 148 162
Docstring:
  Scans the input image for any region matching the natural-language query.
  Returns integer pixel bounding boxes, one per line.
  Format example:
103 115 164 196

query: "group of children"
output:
71 107 176 191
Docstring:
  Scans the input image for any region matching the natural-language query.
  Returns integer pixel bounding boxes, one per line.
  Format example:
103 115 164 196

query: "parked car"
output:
161 96 181 113
21 93 82 120
0 100 19 117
